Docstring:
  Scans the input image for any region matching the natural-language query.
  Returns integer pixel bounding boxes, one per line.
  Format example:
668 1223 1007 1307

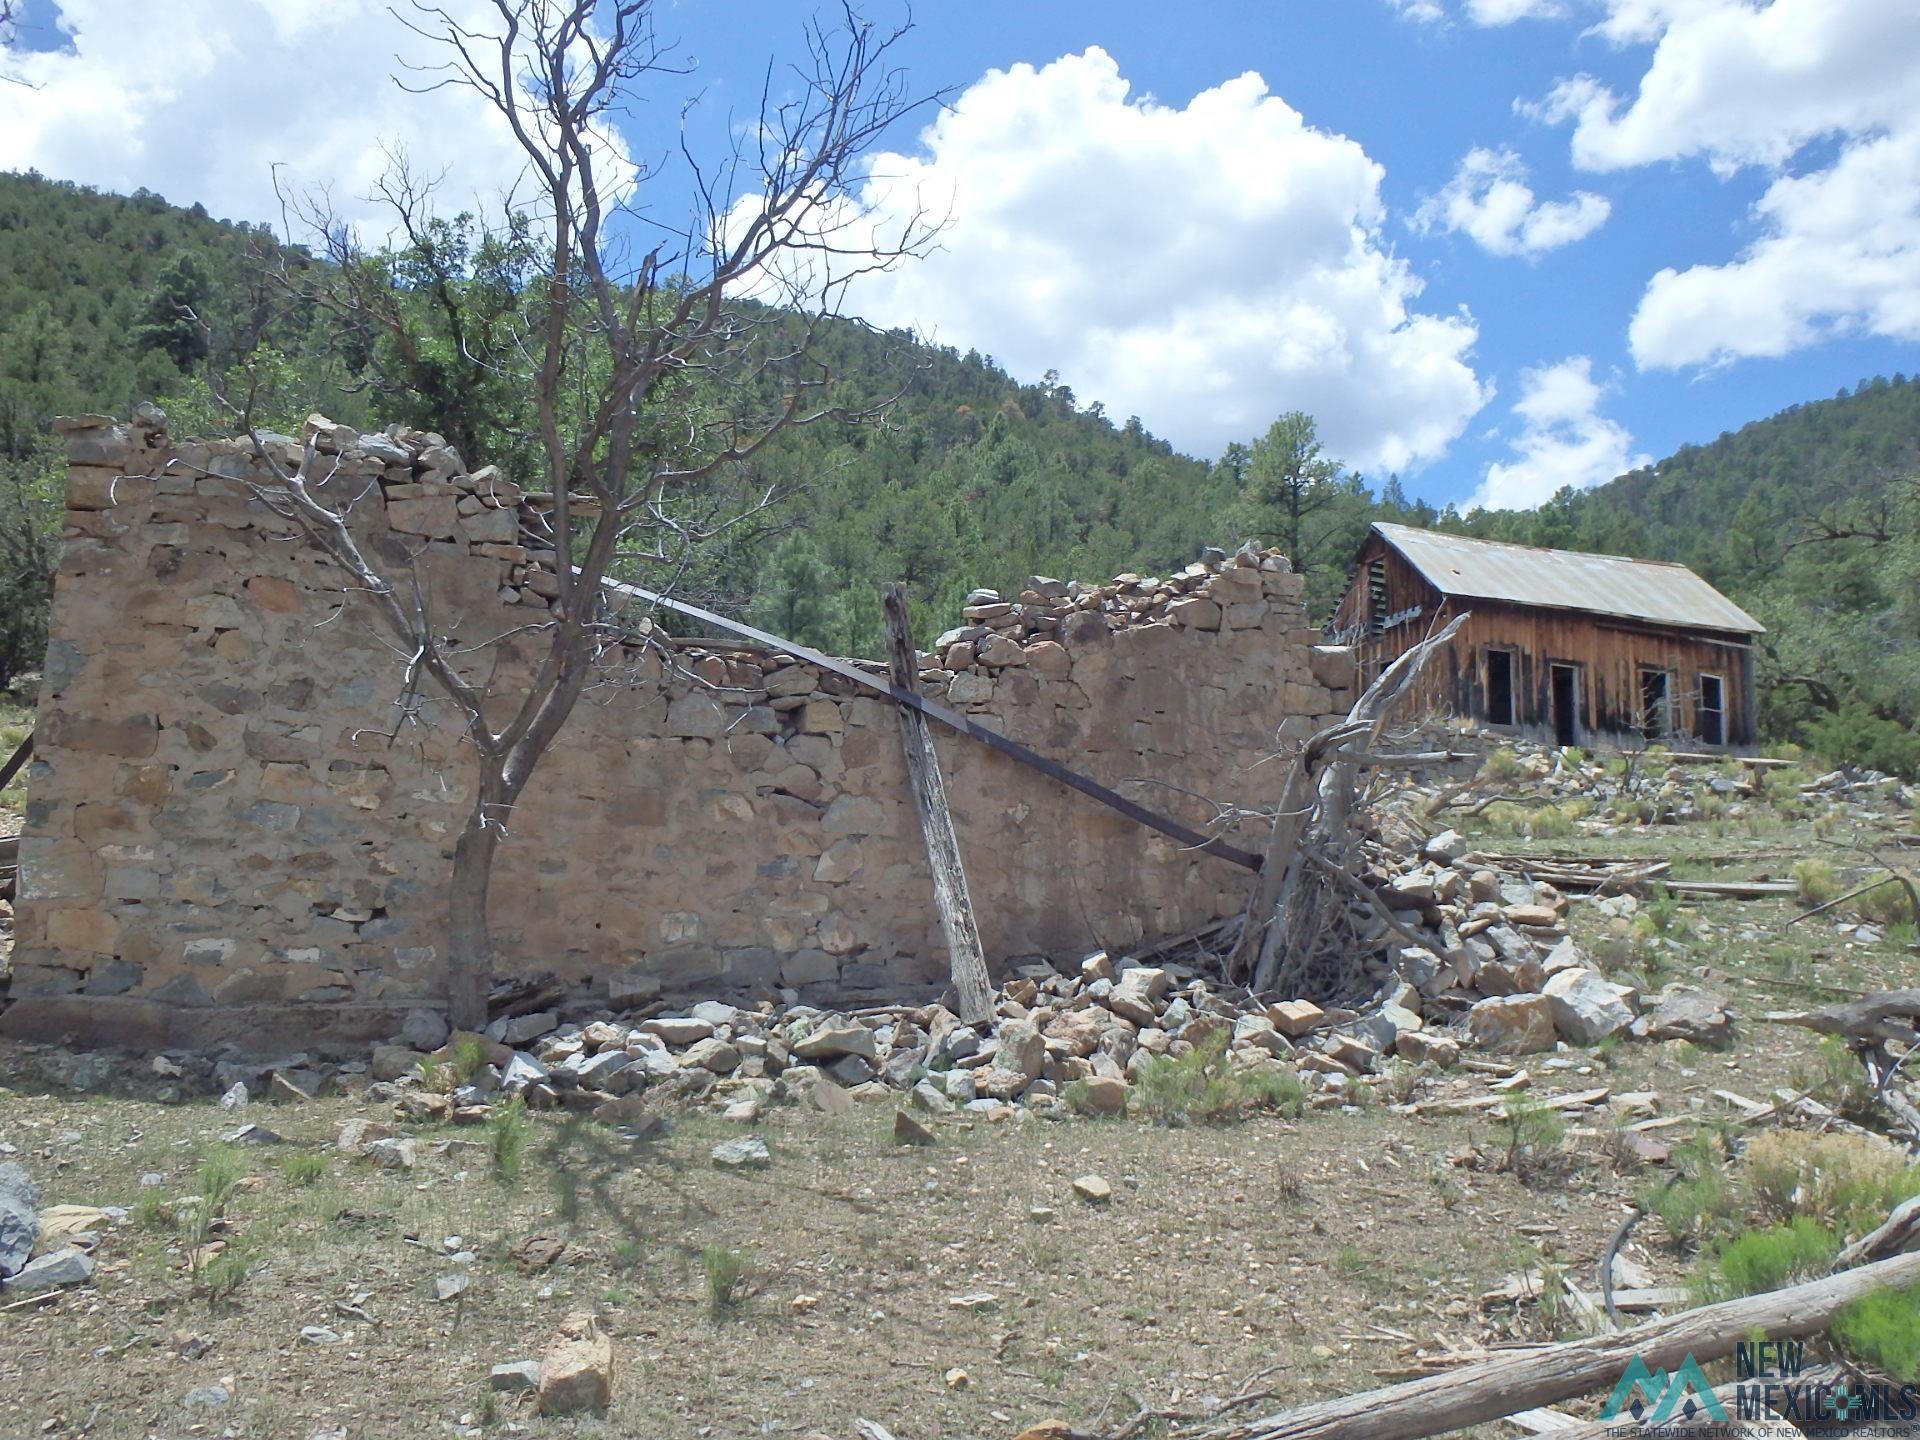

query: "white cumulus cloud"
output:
1412 147 1610 257
1517 0 1920 369
1387 0 1570 24
1472 356 1647 509
829 48 1489 471
0 0 541 232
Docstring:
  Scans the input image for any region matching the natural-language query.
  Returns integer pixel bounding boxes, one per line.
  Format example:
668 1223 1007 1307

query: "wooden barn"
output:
1330 523 1765 749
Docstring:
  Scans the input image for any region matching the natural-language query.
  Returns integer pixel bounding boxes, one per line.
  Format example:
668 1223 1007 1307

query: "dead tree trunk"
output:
883 583 994 1026
1214 1246 1920 1440
1233 613 1468 997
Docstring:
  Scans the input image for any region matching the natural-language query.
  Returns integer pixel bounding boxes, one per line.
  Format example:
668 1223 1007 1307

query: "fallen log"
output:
1210 1247 1920 1440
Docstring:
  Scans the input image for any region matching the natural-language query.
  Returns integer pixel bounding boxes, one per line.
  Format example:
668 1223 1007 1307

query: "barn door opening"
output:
1550 664 1580 747
1485 649 1515 727
1698 673 1725 746
1639 667 1670 741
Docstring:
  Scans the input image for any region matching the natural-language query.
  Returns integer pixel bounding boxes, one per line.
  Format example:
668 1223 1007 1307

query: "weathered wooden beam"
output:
1220 1248 1920 1440
0 731 32 792
882 583 993 1027
599 575 1262 870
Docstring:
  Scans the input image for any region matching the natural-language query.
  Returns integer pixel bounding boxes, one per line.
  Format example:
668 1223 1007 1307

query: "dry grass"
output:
0 1073 1634 1439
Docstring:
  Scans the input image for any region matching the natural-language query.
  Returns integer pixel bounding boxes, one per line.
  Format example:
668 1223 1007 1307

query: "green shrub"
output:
486 1096 529 1183
700 1244 753 1313
1805 704 1920 781
1499 1096 1566 1177
1859 878 1918 929
281 1153 328 1187
1793 858 1844 908
1792 1036 1877 1124
1643 1136 1737 1245
1692 1218 1838 1303
1481 747 1527 785
1743 1130 1920 1236
1835 1285 1920 1380
1129 1033 1304 1124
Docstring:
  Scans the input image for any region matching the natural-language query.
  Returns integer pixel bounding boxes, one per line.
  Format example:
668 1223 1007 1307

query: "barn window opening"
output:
1639 668 1671 740
1367 560 1388 637
1485 648 1515 727
1698 673 1725 746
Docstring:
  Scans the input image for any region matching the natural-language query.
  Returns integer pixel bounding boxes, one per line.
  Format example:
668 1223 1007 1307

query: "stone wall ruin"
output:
3 414 1359 1047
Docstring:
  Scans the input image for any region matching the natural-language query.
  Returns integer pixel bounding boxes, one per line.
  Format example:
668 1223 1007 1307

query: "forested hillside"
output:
0 171 1914 771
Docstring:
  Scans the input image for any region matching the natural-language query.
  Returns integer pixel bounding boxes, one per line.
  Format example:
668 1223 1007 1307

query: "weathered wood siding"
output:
1331 534 1758 748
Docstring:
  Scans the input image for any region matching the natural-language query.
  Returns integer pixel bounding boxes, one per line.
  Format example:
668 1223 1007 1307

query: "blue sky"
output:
5 0 1919 512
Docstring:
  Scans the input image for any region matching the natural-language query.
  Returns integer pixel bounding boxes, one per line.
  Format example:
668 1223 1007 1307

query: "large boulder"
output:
1542 968 1636 1045
1467 994 1557 1054
1635 988 1735 1049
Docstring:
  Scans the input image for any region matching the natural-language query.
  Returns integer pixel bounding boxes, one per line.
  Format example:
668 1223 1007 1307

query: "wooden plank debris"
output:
599 575 1262 870
882 583 994 1027
1661 878 1798 899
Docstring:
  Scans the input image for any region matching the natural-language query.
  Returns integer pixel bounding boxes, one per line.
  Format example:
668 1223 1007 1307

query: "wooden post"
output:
882 582 994 1026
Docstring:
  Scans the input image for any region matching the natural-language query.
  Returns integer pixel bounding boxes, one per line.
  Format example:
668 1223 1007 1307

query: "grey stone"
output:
500 1052 550 1094
0 1197 36 1278
1542 968 1636 1045
1637 988 1735 1049
182 1385 232 1411
711 1136 771 1170
400 1008 450 1050
219 1080 250 1110
793 1020 878 1062
3 1247 94 1293
502 1011 558 1046
491 1361 542 1392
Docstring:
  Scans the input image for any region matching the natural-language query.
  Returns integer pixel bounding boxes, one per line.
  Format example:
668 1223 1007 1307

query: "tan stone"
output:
538 1310 613 1415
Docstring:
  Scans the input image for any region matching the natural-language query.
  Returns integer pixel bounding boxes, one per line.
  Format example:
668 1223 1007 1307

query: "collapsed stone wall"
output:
5 413 1357 1045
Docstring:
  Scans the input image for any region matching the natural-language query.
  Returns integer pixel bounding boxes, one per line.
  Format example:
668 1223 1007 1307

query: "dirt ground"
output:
0 762 1914 1439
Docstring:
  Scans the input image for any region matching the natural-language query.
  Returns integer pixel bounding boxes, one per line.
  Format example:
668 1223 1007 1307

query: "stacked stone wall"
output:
5 414 1357 1045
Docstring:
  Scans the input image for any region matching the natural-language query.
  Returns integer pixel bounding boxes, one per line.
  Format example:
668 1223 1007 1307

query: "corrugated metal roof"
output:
1372 522 1765 635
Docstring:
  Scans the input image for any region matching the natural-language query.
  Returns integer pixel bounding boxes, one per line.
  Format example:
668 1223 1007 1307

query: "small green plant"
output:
700 1244 753 1313
1635 894 1691 939
1499 1096 1566 1178
281 1153 328 1188
450 1036 490 1082
1129 1034 1305 1124
486 1096 529 1183
1481 747 1527 785
1793 858 1844 908
198 1245 255 1300
1860 878 1919 929
131 1189 169 1230
1691 1218 1838 1303
1332 1244 1367 1279
612 1236 644 1269
553 1166 580 1224
1643 1134 1737 1245
1792 1035 1876 1123
1835 1284 1920 1381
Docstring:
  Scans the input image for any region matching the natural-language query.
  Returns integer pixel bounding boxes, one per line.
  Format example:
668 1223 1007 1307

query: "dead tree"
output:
216 1 939 1029
1231 613 1467 998
1765 990 1920 1148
